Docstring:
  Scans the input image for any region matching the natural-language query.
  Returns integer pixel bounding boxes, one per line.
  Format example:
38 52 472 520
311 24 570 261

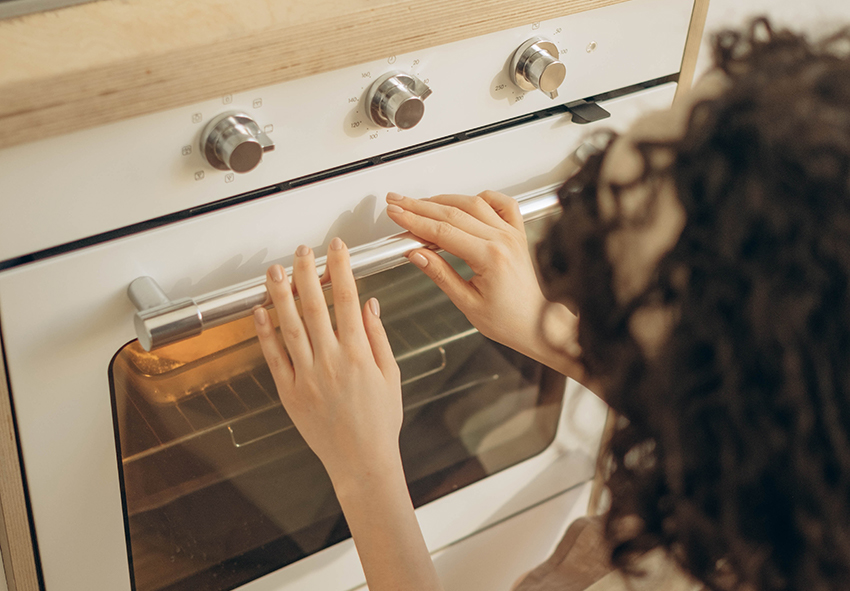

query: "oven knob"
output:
365 71 433 130
509 36 566 100
200 111 275 173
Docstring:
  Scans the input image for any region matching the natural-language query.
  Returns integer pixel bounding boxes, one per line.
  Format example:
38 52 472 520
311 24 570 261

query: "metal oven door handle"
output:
128 186 562 351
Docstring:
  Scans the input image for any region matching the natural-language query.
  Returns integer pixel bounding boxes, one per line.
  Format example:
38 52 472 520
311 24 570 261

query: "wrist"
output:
521 300 586 381
329 450 408 504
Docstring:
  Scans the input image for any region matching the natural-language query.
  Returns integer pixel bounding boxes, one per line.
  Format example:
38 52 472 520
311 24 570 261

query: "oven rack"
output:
118 299 483 464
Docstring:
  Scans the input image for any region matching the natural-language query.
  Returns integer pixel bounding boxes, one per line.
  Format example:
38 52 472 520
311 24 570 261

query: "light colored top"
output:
585 552 704 591
514 517 703 591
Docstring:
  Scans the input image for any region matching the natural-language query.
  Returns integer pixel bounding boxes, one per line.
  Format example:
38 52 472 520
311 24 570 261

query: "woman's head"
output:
538 19 850 591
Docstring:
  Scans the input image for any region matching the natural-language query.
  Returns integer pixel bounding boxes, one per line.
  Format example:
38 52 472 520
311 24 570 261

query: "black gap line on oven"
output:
0 72 678 272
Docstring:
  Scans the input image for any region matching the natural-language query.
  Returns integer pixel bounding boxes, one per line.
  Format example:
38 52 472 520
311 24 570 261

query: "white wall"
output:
695 0 850 80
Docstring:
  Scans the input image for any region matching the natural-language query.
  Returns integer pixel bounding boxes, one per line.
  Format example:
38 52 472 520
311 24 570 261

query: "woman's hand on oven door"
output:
386 190 586 382
253 240 402 484
253 240 443 591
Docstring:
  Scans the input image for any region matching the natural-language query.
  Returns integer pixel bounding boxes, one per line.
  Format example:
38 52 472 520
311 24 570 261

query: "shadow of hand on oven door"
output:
321 194 401 251
167 248 278 302
497 150 580 199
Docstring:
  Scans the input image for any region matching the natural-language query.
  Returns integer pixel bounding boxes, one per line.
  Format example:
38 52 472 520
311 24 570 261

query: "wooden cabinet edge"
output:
0 332 39 591
587 408 617 517
674 0 710 103
0 0 629 148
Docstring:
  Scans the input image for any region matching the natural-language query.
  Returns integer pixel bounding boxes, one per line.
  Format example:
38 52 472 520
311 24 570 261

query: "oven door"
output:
0 82 674 591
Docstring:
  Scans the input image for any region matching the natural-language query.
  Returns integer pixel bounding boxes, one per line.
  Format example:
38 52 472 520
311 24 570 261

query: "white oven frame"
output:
0 83 678 591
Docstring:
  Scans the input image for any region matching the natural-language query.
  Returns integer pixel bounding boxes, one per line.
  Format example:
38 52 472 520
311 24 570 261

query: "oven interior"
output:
109 217 566 591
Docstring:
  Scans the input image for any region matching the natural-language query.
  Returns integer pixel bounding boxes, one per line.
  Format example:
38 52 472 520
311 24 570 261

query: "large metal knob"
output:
510 37 567 100
365 71 433 130
201 111 275 173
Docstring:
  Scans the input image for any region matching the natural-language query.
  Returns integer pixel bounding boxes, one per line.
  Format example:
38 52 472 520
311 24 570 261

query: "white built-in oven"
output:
0 1 695 589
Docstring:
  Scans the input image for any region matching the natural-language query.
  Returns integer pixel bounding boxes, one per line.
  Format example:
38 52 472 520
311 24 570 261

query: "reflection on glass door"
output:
109 224 565 591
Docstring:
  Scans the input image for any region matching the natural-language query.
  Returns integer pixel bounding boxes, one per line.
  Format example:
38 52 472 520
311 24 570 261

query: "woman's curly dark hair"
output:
537 19 850 591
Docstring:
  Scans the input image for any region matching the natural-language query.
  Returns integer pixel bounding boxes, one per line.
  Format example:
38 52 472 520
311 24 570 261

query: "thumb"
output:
362 298 399 380
407 249 476 311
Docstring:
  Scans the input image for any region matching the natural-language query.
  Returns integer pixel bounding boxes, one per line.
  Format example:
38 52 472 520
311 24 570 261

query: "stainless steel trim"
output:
128 186 562 351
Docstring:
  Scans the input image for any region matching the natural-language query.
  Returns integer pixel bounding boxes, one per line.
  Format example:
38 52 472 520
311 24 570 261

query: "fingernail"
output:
410 252 429 268
330 237 344 250
269 264 284 282
296 244 310 257
386 192 403 201
387 204 404 214
369 298 380 317
253 306 267 325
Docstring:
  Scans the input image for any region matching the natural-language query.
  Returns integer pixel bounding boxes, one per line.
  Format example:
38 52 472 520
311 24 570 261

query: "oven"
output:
0 1 702 589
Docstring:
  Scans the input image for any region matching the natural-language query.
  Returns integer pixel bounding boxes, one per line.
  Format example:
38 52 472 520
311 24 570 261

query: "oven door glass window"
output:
109 220 565 591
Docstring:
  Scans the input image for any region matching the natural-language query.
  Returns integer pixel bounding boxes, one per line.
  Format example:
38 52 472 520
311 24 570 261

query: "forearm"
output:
331 454 443 591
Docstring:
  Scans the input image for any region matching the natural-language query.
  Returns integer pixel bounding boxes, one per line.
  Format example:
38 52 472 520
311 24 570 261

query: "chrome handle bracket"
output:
128 277 206 351
128 276 170 311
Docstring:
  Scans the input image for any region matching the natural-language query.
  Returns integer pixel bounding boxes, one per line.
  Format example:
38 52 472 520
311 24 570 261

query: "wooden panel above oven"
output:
0 0 644 149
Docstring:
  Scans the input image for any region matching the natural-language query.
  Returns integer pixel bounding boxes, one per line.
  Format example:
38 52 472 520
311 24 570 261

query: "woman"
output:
251 20 850 591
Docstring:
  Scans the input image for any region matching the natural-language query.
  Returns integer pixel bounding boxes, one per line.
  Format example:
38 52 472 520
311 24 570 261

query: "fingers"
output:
326 237 369 347
407 249 477 311
424 192 511 230
386 198 487 264
253 306 294 389
476 190 524 231
292 245 336 352
387 192 497 240
362 298 400 380
264 264 313 368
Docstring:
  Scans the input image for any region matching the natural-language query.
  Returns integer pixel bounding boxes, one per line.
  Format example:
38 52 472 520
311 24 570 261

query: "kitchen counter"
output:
0 0 629 148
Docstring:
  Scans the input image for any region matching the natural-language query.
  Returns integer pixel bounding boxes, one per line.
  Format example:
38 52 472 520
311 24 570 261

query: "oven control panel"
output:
0 0 694 262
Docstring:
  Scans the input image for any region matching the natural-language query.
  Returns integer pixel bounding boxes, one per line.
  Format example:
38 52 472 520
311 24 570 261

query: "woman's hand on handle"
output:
253 238 442 591
386 190 584 381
